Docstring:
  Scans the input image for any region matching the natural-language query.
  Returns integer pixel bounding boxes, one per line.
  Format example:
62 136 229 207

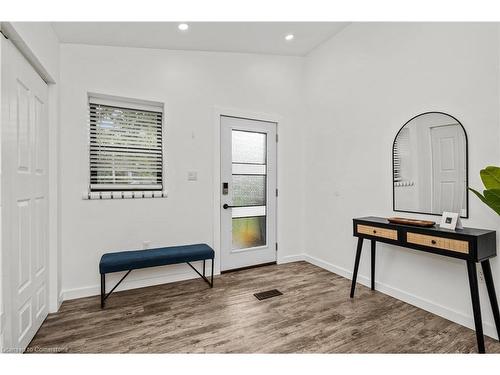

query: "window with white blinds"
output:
89 95 164 192
393 127 411 183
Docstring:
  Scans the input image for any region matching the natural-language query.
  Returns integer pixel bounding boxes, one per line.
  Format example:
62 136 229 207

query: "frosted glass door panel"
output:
232 217 266 250
232 130 266 164
232 175 266 206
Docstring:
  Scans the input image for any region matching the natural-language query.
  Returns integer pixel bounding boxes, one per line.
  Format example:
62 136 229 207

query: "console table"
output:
350 216 500 353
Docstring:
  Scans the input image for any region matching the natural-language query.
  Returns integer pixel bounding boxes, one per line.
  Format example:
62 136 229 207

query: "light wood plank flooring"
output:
27 261 500 353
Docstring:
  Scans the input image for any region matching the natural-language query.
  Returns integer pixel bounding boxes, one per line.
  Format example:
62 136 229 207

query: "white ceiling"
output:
51 22 349 56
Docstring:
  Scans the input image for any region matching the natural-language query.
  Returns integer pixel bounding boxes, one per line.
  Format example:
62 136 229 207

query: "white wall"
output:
59 44 305 299
304 22 500 338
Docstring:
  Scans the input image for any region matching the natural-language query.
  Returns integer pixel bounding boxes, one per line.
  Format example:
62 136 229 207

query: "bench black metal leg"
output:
371 240 376 291
101 270 131 309
467 261 485 353
187 260 214 287
481 259 500 341
101 274 105 308
350 237 364 298
211 258 214 288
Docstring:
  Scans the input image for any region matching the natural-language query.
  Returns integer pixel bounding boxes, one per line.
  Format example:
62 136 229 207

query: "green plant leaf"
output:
471 186 500 216
483 189 500 215
480 166 500 190
469 187 488 205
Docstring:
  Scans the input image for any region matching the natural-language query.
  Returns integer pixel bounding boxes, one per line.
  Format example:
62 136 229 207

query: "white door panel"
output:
431 124 465 214
220 116 277 271
2 38 49 351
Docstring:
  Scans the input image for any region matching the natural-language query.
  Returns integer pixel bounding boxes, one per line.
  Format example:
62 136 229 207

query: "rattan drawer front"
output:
357 224 398 240
407 232 469 254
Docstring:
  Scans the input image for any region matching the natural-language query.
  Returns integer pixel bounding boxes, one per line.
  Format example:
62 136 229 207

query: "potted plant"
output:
469 166 500 215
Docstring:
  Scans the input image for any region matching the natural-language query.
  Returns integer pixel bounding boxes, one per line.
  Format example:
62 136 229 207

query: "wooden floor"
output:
28 261 500 353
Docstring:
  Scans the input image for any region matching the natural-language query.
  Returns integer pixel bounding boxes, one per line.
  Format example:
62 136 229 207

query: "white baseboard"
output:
304 253 499 340
62 270 220 301
278 253 306 264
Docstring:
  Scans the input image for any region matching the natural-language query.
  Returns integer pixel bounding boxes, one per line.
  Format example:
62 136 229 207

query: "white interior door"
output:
431 124 466 215
1 38 49 351
220 116 277 271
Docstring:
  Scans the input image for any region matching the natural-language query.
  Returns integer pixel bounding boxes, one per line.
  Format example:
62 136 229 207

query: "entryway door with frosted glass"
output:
220 116 277 271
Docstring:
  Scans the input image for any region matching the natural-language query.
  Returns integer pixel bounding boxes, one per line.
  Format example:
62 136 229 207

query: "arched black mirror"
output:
392 112 468 218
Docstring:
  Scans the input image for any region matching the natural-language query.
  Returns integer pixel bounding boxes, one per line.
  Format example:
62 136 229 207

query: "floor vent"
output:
254 289 283 300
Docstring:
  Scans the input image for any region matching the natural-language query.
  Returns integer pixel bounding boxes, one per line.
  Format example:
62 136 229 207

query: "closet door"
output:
1 38 49 351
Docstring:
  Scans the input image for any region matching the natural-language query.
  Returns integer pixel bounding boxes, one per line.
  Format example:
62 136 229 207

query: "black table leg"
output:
467 261 485 353
481 259 500 341
350 237 364 298
371 240 376 291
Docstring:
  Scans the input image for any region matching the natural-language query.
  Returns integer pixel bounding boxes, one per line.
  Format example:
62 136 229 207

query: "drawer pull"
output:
373 230 377 234
431 240 436 244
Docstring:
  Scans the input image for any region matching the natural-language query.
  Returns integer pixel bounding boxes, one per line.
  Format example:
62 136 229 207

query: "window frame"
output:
87 93 165 193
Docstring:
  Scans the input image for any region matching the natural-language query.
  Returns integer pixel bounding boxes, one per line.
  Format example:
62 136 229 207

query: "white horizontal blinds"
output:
393 127 409 183
89 100 163 191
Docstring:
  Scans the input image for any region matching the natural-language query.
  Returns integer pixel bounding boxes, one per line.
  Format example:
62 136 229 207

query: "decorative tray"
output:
387 217 435 227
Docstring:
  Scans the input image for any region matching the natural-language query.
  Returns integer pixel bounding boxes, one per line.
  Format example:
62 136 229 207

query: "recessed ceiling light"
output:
178 23 189 31
285 34 294 41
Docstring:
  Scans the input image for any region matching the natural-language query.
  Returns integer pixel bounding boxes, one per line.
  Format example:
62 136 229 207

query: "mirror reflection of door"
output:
220 116 277 271
393 112 468 217
430 124 466 216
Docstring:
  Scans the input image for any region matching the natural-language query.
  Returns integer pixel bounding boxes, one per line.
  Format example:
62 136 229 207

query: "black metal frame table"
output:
350 216 500 353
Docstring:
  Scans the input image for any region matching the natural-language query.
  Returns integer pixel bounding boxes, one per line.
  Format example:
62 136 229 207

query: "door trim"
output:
212 106 282 276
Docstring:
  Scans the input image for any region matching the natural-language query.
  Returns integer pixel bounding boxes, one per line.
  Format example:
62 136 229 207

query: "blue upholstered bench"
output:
99 243 215 308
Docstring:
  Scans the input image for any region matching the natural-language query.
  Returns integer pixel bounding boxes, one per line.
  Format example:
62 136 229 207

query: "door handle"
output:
223 204 237 209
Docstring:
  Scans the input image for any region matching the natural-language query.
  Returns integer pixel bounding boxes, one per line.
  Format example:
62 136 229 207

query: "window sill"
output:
394 181 415 187
82 191 168 200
